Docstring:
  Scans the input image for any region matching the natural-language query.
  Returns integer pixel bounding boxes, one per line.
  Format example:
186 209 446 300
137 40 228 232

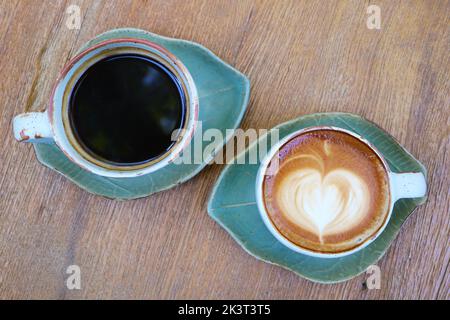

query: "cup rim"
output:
47 38 199 178
255 126 394 258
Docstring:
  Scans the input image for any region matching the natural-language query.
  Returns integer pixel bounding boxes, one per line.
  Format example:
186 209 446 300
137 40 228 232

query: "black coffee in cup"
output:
69 54 185 165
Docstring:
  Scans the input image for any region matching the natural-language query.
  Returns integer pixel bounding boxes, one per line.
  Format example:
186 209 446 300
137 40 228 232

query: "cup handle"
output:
12 111 53 143
390 172 427 202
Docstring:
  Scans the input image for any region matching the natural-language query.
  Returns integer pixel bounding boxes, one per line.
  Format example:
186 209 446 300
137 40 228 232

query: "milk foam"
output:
276 146 371 242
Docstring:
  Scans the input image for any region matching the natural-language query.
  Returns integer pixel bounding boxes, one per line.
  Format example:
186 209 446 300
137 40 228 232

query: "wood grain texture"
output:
0 0 449 299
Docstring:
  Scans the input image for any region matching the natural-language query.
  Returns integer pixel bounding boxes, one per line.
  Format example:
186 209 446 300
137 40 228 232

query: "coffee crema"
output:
263 129 390 254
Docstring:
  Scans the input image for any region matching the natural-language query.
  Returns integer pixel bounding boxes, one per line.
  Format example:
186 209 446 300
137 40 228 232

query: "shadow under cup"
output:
62 46 192 172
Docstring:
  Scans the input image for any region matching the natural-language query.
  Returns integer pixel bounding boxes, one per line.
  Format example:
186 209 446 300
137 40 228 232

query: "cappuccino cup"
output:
256 126 426 258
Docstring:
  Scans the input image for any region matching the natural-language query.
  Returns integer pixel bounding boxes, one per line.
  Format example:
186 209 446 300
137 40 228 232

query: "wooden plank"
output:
0 0 448 299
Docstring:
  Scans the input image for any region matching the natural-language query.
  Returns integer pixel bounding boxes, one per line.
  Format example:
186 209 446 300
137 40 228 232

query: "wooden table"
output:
0 0 448 299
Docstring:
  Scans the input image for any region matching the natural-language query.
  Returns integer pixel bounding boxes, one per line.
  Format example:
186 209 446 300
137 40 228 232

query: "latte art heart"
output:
277 167 370 242
262 129 390 254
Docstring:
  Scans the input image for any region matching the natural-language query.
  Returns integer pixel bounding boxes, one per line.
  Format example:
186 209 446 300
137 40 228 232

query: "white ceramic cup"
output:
255 126 427 258
13 38 198 178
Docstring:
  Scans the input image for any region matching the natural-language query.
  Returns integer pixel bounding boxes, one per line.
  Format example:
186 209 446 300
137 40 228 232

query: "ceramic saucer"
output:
33 28 250 199
208 112 427 283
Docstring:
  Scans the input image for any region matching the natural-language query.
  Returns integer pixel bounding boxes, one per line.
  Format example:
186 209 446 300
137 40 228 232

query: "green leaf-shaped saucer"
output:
33 28 250 199
208 113 427 283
